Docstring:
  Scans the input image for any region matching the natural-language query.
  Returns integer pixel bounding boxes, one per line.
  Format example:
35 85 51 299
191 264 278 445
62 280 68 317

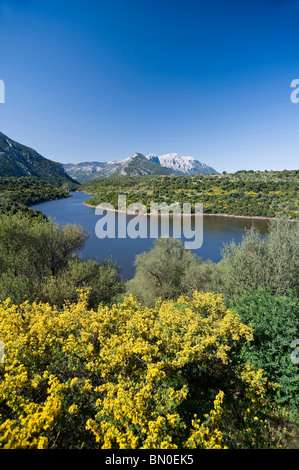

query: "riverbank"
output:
26 191 272 277
79 169 299 222
83 200 296 222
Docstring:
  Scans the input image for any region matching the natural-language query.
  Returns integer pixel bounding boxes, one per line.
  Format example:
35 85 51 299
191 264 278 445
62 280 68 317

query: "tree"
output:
40 258 124 308
126 238 212 307
0 214 124 307
216 219 299 298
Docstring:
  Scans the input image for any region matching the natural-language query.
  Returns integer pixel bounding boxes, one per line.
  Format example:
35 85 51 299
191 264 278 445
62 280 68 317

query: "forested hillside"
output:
0 177 71 219
82 169 299 219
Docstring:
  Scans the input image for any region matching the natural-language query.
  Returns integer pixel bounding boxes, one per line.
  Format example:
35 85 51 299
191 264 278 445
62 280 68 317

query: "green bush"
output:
40 258 124 308
228 288 299 407
0 214 124 308
216 219 299 298
126 238 213 306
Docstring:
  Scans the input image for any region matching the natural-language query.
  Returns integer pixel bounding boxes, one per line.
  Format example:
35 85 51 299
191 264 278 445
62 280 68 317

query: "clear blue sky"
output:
0 0 298 173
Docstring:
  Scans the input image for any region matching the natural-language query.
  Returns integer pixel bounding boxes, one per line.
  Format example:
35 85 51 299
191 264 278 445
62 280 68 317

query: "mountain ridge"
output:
112 153 174 177
0 131 218 185
64 152 218 182
0 131 78 188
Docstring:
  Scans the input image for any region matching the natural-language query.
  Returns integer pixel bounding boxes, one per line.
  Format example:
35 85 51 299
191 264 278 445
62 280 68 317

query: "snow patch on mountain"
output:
145 153 217 175
63 152 218 182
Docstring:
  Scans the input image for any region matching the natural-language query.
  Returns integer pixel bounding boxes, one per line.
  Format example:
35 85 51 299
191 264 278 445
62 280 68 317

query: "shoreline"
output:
83 201 296 221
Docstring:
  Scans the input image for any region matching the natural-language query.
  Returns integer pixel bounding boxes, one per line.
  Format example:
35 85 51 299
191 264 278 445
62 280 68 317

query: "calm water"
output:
31 192 269 280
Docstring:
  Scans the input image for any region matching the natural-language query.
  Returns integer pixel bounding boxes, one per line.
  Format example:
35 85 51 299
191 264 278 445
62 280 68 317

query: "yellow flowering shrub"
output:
0 291 276 449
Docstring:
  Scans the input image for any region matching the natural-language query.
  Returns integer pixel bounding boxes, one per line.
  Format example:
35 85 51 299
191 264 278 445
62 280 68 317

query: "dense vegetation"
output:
82 169 299 219
127 221 299 412
127 221 299 303
0 174 298 449
0 177 72 220
0 214 124 308
0 290 284 449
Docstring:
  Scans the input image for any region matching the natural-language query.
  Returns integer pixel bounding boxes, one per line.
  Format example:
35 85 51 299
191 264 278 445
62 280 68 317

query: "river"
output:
31 191 269 279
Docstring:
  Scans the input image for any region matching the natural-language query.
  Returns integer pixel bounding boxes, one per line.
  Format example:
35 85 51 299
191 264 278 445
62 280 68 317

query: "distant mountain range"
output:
0 131 78 188
0 131 218 186
64 153 218 183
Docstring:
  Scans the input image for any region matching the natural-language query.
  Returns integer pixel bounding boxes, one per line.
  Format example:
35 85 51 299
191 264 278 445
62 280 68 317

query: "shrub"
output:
0 291 279 449
126 238 213 307
0 214 124 308
40 258 124 309
228 288 299 407
217 219 299 298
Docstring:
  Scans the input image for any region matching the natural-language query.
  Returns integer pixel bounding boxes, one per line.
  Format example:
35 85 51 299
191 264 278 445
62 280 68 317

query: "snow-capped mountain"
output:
113 153 174 177
63 160 125 182
64 152 218 183
146 153 217 175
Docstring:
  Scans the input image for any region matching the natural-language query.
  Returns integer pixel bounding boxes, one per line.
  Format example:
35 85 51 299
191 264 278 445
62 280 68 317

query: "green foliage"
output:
0 214 125 308
82 169 299 219
0 176 71 219
217 219 299 297
126 238 214 307
127 220 299 423
0 167 298 448
228 288 299 408
0 291 283 449
40 258 124 309
127 219 299 305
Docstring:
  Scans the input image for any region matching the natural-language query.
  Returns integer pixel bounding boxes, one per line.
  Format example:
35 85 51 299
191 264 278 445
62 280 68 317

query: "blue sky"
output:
0 0 298 173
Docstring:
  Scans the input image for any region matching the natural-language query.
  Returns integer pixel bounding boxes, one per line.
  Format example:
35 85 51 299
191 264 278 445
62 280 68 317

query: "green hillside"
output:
82 169 299 219
0 176 71 219
0 131 79 189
